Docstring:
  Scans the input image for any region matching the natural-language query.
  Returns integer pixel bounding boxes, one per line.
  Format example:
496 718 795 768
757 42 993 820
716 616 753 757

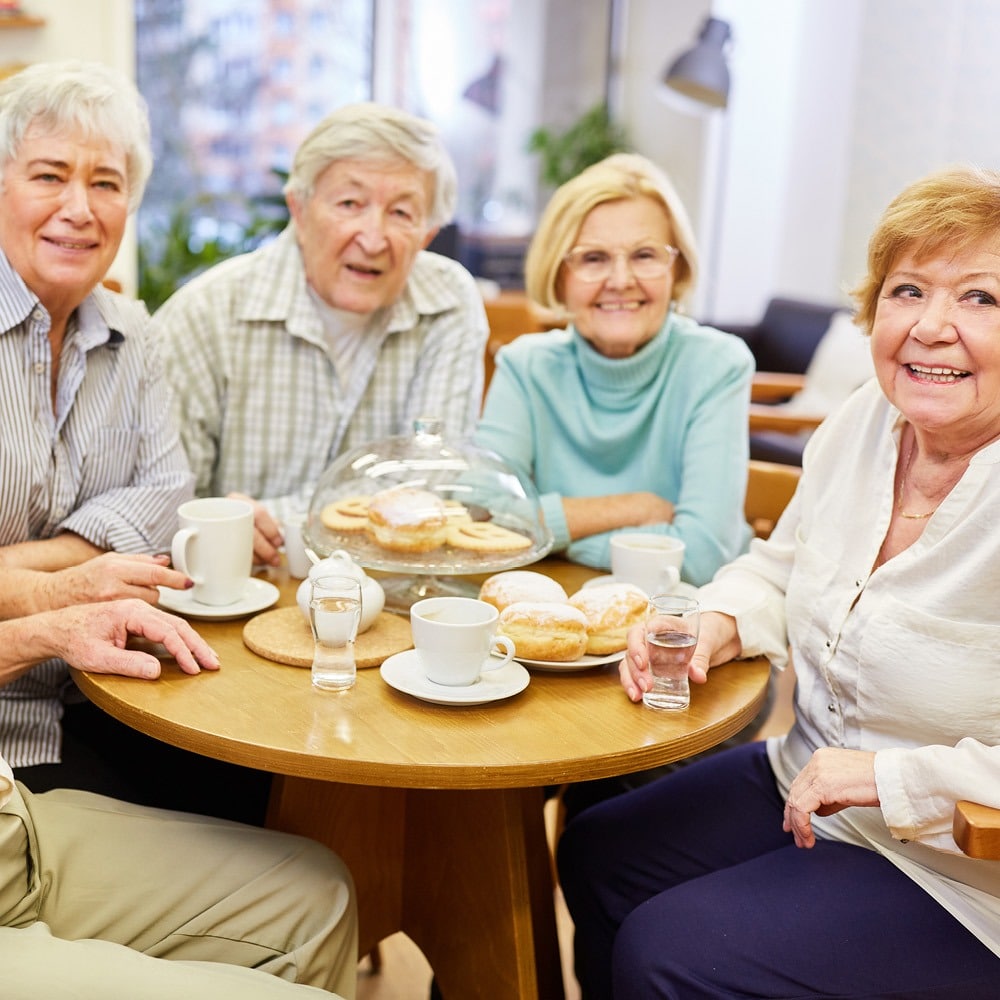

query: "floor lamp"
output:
659 16 733 322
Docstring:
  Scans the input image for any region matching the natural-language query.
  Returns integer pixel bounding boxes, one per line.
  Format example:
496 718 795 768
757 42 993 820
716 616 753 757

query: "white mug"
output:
410 597 516 686
610 532 685 597
172 497 254 606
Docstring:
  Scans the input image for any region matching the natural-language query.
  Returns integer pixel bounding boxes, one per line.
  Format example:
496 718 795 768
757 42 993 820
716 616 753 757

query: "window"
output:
135 0 373 307
134 0 614 304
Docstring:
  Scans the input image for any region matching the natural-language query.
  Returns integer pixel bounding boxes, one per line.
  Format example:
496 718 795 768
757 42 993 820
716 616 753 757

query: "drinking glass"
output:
309 574 362 691
643 595 700 710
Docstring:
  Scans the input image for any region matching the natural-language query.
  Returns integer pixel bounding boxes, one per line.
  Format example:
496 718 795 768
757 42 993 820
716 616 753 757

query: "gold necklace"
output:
896 439 937 520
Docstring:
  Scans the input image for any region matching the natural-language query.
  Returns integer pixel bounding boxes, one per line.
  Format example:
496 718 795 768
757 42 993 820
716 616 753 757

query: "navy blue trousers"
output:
557 742 1000 999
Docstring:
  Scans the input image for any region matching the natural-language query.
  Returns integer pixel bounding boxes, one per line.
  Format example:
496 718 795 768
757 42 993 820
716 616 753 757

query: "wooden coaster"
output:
242 607 412 669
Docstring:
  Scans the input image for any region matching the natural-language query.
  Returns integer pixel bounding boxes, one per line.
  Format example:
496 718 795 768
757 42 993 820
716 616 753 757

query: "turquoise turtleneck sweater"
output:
475 311 754 585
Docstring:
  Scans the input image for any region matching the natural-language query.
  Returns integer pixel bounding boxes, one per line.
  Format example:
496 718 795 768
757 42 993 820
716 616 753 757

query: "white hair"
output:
0 60 152 212
284 102 457 229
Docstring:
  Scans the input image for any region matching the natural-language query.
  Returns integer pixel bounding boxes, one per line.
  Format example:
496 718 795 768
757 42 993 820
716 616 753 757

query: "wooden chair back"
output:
482 292 562 401
744 459 802 539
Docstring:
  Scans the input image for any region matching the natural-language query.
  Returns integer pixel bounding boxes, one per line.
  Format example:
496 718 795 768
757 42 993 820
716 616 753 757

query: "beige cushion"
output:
780 311 875 416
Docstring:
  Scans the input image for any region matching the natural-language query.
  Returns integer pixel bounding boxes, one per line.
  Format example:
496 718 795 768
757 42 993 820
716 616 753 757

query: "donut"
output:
479 571 568 612
496 601 589 662
569 582 649 655
320 495 372 533
366 487 448 553
446 521 532 552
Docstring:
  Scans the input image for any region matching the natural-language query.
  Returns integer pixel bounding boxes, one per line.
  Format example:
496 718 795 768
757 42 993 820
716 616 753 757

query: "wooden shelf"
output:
0 15 45 28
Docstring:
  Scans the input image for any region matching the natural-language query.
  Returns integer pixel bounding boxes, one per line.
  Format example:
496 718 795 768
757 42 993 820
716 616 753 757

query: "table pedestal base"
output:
267 777 565 1000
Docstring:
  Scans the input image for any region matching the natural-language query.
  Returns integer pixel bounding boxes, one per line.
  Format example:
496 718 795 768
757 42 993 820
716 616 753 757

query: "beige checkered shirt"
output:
152 227 488 521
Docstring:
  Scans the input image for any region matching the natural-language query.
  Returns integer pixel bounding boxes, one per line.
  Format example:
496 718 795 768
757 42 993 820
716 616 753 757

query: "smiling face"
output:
286 157 437 314
560 195 676 358
0 123 129 323
871 240 1000 452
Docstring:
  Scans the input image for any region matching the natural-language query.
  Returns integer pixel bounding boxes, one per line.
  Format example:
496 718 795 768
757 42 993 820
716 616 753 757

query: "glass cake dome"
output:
304 418 553 609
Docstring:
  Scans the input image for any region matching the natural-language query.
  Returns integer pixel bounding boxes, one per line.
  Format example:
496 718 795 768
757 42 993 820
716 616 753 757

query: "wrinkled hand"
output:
47 599 220 680
228 492 283 567
618 610 741 702
783 747 878 848
44 552 192 609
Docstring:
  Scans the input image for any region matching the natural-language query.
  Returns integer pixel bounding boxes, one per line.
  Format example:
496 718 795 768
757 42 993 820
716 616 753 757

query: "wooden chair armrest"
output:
751 371 808 403
953 800 1000 859
748 405 825 434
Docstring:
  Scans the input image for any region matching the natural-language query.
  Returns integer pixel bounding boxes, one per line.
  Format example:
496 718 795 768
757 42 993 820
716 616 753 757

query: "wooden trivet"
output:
242 607 412 669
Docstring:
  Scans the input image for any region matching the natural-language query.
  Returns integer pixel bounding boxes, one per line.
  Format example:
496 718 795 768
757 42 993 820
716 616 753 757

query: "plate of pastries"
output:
309 486 551 575
479 570 648 671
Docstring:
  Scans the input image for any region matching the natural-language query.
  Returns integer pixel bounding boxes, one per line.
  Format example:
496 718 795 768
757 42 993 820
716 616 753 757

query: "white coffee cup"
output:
171 497 254 606
610 533 685 597
410 596 516 686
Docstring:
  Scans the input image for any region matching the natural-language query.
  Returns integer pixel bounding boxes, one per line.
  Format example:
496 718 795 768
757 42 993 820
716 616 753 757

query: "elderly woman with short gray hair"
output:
0 59 197 790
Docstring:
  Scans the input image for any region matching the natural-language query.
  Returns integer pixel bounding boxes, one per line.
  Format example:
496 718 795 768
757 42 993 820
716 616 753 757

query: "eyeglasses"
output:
562 244 680 283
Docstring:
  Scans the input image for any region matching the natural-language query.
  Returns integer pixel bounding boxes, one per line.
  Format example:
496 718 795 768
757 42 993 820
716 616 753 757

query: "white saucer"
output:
380 650 530 706
581 575 698 600
157 578 280 620
515 650 623 672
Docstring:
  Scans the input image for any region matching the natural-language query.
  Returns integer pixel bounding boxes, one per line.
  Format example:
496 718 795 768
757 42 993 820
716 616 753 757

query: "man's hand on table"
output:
46 599 220 679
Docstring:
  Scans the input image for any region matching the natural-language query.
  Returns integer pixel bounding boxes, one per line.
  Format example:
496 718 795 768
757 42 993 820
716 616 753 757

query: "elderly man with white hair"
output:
152 102 489 564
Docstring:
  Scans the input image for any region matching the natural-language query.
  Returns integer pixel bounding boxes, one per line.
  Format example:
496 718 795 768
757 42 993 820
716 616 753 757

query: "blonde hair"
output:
852 165 1000 332
524 153 699 313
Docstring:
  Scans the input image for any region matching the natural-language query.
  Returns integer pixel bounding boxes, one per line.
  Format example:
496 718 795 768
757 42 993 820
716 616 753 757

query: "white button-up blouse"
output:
698 378 1000 958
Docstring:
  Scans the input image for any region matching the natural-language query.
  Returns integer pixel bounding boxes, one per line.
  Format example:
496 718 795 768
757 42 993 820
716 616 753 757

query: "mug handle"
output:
485 634 516 670
660 566 681 592
171 527 201 583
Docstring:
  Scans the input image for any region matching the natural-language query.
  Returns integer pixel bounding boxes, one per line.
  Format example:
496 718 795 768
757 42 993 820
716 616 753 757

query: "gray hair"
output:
0 60 152 213
284 102 457 229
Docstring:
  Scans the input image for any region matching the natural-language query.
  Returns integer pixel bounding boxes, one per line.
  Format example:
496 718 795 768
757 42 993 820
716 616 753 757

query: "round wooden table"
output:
73 560 770 1000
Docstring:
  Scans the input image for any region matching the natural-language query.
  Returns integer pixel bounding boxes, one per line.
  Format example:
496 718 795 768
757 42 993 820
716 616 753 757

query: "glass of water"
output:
643 595 700 711
309 574 362 691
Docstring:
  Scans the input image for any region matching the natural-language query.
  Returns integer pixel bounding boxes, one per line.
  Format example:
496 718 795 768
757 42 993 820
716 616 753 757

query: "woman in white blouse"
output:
559 166 1000 999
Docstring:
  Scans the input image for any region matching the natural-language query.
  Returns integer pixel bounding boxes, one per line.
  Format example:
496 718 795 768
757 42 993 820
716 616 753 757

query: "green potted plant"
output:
527 103 630 189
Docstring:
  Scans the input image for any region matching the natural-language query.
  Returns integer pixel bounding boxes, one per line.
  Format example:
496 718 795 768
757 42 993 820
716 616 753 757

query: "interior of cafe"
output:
10 0 1000 324
4 1 1000 998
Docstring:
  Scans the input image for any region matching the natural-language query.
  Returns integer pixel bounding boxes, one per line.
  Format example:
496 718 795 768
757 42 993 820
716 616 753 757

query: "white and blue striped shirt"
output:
0 252 193 767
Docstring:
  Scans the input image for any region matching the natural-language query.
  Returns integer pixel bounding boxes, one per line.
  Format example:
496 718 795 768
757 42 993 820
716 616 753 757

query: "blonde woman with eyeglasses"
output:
475 153 754 585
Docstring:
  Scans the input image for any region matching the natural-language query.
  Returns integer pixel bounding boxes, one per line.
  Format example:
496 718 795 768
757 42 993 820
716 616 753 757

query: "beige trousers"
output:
0 783 357 999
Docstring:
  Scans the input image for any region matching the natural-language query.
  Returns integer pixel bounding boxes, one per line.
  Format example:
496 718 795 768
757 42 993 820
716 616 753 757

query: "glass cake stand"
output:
304 418 553 614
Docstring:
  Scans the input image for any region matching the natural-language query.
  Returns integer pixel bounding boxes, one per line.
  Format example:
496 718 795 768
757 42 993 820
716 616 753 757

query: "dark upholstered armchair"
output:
715 297 846 466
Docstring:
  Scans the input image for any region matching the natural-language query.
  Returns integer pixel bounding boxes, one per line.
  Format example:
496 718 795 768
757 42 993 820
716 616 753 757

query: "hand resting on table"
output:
1 599 220 685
